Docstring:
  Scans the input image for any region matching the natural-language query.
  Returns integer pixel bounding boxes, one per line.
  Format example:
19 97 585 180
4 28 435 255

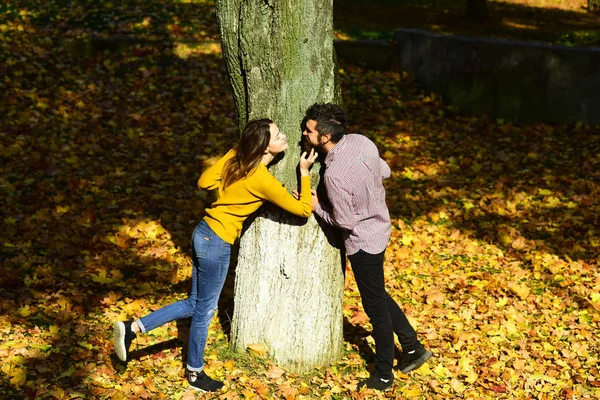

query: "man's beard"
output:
300 135 322 153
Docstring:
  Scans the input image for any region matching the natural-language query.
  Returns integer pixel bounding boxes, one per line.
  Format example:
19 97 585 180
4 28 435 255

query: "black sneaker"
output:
188 370 224 392
396 345 432 373
113 320 136 362
357 375 393 391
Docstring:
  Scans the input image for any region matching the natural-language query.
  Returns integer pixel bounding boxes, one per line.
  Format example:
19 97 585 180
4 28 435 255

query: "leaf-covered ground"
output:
2 2 600 400
2 0 600 46
334 0 600 47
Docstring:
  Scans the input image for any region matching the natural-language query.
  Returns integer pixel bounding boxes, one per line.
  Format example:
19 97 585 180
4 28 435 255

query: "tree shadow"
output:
343 317 375 364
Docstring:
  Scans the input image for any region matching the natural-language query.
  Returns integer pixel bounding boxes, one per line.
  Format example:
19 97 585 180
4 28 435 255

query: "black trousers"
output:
348 249 420 379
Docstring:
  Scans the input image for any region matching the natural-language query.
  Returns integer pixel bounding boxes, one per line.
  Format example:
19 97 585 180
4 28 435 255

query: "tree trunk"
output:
467 0 489 20
590 0 600 14
214 0 344 373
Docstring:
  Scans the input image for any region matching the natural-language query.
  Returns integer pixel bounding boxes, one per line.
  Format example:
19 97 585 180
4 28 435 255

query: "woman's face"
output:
266 123 288 155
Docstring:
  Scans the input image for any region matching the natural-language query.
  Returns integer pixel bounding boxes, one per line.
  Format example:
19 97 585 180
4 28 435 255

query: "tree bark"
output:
590 0 600 14
467 0 489 20
214 0 344 373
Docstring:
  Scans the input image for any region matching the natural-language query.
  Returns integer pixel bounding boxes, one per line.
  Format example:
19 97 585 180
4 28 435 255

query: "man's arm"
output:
380 157 391 179
314 177 357 231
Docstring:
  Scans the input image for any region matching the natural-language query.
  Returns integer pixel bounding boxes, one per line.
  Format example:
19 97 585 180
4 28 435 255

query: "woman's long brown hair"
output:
222 118 273 189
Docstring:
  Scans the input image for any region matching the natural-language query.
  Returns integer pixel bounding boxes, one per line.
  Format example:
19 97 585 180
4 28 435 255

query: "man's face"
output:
302 119 323 148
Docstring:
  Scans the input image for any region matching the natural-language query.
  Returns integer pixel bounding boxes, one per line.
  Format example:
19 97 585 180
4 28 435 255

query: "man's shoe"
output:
396 345 432 373
188 370 224 392
357 375 393 391
113 320 136 362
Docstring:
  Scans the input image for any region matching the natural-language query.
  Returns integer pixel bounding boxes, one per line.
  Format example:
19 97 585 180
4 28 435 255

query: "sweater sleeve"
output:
198 149 235 190
260 172 312 217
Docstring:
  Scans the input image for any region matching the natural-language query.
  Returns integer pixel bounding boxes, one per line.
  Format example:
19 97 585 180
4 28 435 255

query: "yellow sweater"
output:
198 149 312 244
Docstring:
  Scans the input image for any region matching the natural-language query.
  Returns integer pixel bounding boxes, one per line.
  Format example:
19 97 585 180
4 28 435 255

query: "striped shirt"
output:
314 134 392 255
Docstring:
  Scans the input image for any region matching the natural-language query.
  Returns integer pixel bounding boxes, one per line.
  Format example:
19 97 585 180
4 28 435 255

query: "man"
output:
302 103 432 392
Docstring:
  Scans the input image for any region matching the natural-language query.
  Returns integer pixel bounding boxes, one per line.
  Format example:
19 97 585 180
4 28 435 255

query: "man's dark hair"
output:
305 103 347 143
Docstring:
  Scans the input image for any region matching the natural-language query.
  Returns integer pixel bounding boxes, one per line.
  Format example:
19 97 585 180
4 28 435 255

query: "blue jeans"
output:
136 220 231 371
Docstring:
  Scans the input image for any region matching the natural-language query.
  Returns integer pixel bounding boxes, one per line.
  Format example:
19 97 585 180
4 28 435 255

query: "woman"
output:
113 119 317 392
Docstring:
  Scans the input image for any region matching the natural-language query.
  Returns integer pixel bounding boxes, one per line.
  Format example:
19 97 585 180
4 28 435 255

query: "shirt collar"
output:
324 135 347 165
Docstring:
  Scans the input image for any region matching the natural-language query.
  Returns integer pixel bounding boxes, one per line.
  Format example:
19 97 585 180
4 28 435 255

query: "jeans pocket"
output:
193 224 213 259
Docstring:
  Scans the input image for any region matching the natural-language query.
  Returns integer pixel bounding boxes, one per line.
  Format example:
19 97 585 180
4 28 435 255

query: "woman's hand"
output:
299 148 318 176
311 189 318 210
293 189 318 210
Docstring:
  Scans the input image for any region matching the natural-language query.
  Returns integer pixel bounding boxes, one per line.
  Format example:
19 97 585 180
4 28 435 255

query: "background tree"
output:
214 0 345 373
467 0 489 19
590 0 600 14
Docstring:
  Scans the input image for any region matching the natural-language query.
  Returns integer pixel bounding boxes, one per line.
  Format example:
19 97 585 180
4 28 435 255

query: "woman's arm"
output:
198 149 235 190
261 150 318 217
263 175 313 217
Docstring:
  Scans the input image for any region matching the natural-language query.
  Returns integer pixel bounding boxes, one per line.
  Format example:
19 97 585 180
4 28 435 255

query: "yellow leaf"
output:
78 341 93 350
247 343 266 357
144 377 157 392
57 297 71 311
511 237 526 250
463 201 475 211
545 196 561 208
504 320 519 337
465 369 478 384
543 342 555 352
471 280 488 289
425 289 445 305
495 297 508 308
401 233 413 246
223 360 235 371
111 269 124 281
266 365 285 379
566 201 577 209
433 363 451 378
538 189 552 196
123 300 142 314
9 367 26 386
508 282 530 300
18 305 31 317
401 385 422 397
91 269 113 284
451 378 466 393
